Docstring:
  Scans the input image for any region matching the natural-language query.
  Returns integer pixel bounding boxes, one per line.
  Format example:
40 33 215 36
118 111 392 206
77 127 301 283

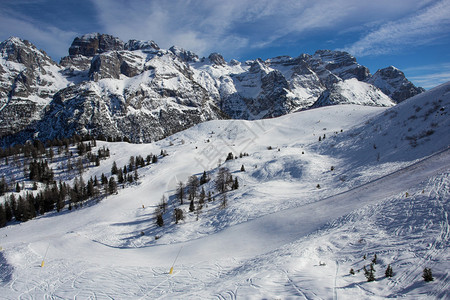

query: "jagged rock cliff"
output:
367 66 425 103
0 37 68 137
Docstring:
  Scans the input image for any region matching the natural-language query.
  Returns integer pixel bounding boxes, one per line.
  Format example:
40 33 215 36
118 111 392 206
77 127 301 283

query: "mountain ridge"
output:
0 33 425 144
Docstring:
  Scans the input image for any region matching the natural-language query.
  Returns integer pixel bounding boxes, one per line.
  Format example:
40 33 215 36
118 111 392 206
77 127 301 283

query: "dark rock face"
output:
60 54 92 71
68 33 125 56
125 39 160 51
208 53 226 66
308 50 371 84
13 79 225 143
89 52 122 80
368 66 425 103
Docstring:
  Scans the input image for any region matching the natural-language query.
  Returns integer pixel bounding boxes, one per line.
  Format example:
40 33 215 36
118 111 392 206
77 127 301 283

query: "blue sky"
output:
1 0 449 89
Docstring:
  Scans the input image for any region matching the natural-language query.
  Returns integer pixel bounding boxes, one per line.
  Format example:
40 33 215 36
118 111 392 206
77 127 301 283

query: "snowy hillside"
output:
312 78 395 108
0 83 448 299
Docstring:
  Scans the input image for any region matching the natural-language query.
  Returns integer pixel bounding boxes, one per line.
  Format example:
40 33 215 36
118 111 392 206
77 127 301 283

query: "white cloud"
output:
342 0 450 56
409 72 450 89
90 0 432 59
0 9 77 60
404 63 450 89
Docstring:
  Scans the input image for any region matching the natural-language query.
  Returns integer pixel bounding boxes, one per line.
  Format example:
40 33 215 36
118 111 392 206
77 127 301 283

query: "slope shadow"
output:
0 251 14 284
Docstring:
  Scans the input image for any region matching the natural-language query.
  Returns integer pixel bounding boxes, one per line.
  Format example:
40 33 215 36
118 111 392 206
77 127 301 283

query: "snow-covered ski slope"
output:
0 82 449 299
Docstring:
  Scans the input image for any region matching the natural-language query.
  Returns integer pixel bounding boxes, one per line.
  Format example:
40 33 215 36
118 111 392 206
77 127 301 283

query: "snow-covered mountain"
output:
0 80 448 299
312 78 395 108
0 37 69 137
367 65 425 103
1 33 424 143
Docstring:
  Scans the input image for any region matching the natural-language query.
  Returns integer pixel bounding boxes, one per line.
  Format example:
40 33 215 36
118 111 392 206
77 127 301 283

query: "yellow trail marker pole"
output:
41 244 50 268
169 246 183 275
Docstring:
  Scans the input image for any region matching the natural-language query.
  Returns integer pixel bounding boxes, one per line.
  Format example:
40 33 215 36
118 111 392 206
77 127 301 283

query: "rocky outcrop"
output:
169 46 199 63
68 33 124 56
208 53 226 66
125 39 159 51
367 66 425 103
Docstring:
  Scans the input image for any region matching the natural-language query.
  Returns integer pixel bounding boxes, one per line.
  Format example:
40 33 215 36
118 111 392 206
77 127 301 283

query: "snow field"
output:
0 83 449 298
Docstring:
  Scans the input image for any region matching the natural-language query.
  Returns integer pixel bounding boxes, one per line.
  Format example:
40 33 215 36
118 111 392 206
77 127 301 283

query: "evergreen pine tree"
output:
226 152 234 161
9 194 17 219
0 204 6 227
87 179 95 198
111 161 118 175
0 176 7 195
221 192 227 208
423 268 433 282
385 264 393 277
232 177 239 190
199 187 205 204
366 264 376 282
15 182 21 193
199 171 208 185
189 199 195 212
156 213 164 227
4 201 12 222
241 164 245 172
128 156 135 172
108 177 117 194
349 268 355 275
101 173 108 185
117 169 124 184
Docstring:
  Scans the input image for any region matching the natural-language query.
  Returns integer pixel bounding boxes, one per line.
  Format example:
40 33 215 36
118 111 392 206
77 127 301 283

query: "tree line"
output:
0 139 166 227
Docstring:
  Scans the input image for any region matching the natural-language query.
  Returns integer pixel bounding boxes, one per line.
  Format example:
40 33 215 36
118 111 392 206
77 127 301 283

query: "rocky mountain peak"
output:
208 52 226 66
374 66 403 78
368 66 425 103
249 58 269 73
169 46 199 63
125 39 160 51
0 37 55 67
309 49 371 82
68 33 125 56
